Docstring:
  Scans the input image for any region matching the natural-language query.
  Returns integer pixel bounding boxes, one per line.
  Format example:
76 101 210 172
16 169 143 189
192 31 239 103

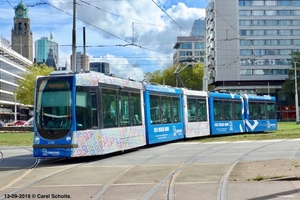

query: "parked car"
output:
7 120 27 126
23 117 33 127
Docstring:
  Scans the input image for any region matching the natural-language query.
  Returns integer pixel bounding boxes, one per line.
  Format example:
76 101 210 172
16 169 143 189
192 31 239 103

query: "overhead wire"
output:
5 0 14 8
40 0 169 54
151 0 190 36
78 0 184 30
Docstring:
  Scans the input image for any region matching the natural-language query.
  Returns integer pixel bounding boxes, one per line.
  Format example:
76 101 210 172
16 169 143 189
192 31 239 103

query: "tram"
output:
181 88 210 138
33 71 146 157
32 71 277 158
208 92 245 135
144 84 184 144
243 94 277 132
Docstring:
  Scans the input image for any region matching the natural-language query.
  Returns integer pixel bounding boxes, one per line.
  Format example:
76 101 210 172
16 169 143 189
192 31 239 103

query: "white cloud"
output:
1 0 205 80
90 54 145 81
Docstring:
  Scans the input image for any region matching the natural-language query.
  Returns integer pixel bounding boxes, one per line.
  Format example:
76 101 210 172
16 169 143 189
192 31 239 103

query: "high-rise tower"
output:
35 36 59 68
11 0 33 61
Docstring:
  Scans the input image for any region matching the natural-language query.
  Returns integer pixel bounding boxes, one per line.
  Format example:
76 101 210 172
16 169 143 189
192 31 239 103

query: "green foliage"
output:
281 51 300 101
15 63 54 105
144 63 204 90
0 132 33 146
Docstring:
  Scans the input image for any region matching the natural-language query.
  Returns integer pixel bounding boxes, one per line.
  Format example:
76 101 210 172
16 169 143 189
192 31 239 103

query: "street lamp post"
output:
14 94 17 121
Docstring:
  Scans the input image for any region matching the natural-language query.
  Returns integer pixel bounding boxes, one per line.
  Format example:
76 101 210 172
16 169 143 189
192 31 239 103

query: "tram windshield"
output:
35 78 72 139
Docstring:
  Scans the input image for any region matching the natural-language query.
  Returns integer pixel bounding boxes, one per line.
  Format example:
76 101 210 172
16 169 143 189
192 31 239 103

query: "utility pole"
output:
295 62 299 123
71 0 76 72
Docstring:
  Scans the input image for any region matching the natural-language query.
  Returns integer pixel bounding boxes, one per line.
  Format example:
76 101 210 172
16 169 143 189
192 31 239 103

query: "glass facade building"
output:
35 37 59 67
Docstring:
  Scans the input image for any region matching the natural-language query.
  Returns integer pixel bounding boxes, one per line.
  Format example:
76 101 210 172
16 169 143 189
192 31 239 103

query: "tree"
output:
15 63 54 105
281 52 300 102
143 62 204 91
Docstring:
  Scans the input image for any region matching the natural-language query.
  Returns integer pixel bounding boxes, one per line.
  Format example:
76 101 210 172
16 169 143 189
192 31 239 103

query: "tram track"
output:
218 139 287 200
143 143 232 200
0 148 104 200
0 140 296 200
0 144 193 200
134 139 288 200
90 144 202 199
0 147 40 193
91 142 231 200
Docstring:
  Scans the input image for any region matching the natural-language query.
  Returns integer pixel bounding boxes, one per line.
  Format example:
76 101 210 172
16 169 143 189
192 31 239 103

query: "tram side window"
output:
76 91 91 130
187 99 197 122
224 101 233 120
131 92 142 125
213 100 223 121
91 92 98 127
267 103 276 119
249 102 257 120
234 101 242 120
161 96 171 123
258 103 266 119
119 91 130 127
172 97 181 123
198 99 207 121
102 89 117 128
150 95 160 124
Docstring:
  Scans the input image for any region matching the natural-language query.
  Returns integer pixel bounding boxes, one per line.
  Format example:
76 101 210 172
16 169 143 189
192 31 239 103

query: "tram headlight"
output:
34 137 40 143
66 136 71 141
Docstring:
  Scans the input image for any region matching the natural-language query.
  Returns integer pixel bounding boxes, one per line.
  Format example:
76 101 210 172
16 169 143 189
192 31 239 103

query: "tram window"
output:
150 95 160 124
267 103 276 119
172 97 181 123
76 91 91 130
91 92 98 127
213 100 223 121
187 99 197 122
131 92 142 125
248 102 257 120
102 89 117 128
258 103 266 119
224 101 233 120
119 91 130 127
161 96 171 123
234 101 242 120
198 99 207 121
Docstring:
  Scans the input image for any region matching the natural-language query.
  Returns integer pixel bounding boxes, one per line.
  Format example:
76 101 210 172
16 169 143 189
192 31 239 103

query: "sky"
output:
0 0 207 81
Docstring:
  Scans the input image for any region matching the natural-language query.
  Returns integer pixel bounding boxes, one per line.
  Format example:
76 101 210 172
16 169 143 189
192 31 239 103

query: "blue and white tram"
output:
181 88 210 138
208 92 245 135
243 94 277 132
143 84 184 144
33 71 146 158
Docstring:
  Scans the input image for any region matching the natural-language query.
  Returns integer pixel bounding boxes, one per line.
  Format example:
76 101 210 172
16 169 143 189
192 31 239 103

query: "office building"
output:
0 37 33 120
173 36 205 64
205 0 300 97
190 19 205 37
90 62 110 75
173 19 206 64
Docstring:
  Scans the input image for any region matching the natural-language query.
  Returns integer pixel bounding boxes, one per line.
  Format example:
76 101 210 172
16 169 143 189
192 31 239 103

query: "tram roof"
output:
75 71 144 89
180 88 208 97
243 94 275 101
144 83 181 94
